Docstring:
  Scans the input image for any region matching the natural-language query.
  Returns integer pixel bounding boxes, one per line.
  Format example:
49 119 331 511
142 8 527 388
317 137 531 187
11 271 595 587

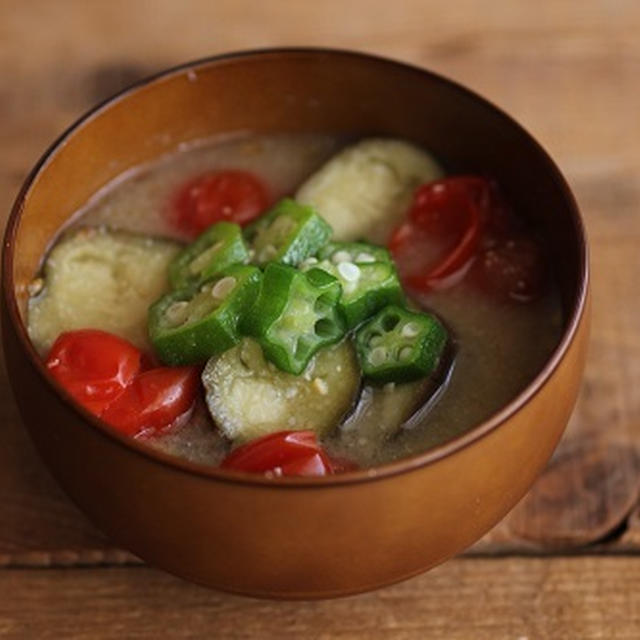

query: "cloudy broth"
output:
66 133 562 467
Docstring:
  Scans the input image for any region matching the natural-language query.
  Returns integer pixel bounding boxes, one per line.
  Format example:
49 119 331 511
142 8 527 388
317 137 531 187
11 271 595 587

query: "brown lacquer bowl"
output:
2 49 589 599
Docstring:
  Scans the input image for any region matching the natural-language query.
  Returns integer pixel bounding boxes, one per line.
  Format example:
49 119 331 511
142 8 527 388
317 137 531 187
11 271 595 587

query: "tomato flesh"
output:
45 330 142 414
389 176 490 293
221 430 340 477
475 235 547 302
101 366 200 437
173 170 270 237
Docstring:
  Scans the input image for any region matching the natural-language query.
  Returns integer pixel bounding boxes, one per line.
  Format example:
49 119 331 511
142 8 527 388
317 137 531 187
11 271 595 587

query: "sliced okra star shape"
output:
356 305 448 383
244 197 332 267
169 221 249 289
149 264 262 365
242 263 346 375
302 241 404 329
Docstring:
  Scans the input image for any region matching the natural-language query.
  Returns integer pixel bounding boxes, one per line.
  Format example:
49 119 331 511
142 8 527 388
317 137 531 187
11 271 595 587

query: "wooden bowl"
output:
1 49 589 599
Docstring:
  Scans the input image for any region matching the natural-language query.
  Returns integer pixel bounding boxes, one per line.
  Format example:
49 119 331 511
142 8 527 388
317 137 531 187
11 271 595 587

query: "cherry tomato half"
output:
389 176 491 293
45 330 142 415
172 170 270 237
474 235 547 303
101 366 200 437
220 430 341 477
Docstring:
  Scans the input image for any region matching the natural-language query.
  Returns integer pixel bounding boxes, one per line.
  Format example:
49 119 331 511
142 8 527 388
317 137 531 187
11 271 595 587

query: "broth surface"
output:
54 133 562 467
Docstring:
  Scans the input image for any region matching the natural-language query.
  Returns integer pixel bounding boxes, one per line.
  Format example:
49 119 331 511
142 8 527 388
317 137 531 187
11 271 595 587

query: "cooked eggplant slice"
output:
202 337 360 443
295 138 443 243
333 347 454 465
28 227 181 355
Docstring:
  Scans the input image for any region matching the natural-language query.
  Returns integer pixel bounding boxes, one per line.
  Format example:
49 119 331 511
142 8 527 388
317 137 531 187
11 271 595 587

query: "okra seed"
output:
189 242 222 274
212 276 237 299
165 301 190 326
399 346 413 360
401 322 421 338
332 250 352 264
302 257 318 268
355 252 375 263
369 335 383 347
369 346 388 366
337 262 361 282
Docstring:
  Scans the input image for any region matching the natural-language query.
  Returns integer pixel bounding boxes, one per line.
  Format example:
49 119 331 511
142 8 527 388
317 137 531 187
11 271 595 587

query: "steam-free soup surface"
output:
46 133 562 467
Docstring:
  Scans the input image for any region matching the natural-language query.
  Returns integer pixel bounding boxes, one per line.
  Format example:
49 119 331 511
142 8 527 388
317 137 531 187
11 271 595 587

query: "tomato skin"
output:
101 366 200 437
474 235 547 303
45 330 142 415
389 176 491 293
220 430 341 477
173 170 270 237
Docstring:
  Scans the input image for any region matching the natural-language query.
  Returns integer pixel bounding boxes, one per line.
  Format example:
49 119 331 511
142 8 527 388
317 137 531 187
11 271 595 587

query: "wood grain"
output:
1 0 639 563
1 558 640 639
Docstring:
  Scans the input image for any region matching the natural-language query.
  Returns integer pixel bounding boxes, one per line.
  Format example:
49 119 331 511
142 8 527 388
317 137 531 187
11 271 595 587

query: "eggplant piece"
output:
334 345 454 464
27 227 181 355
295 138 443 243
202 337 360 443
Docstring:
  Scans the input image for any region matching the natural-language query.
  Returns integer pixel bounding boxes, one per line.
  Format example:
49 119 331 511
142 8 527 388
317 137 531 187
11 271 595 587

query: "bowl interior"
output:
4 49 586 476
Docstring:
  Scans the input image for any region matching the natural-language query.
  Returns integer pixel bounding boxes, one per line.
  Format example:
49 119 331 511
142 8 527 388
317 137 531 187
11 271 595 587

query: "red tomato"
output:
389 176 491 293
220 430 340 477
172 170 270 237
45 330 142 415
475 235 547 302
101 367 200 437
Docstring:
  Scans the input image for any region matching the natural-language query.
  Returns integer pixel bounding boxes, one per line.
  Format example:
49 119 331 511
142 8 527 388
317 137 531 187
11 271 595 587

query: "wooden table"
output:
2 1 639 637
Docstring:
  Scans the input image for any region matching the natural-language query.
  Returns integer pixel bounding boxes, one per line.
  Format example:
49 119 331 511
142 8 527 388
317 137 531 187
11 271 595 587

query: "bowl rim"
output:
2 46 589 488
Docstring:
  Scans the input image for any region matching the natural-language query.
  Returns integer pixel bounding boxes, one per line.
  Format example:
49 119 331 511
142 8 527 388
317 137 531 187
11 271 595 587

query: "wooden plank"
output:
1 0 639 561
1 558 640 639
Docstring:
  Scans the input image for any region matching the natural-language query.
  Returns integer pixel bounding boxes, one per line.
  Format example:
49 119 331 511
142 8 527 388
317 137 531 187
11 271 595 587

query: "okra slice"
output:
301 256 404 329
316 241 392 265
242 263 345 375
244 198 332 266
169 222 249 289
149 264 261 365
355 305 447 383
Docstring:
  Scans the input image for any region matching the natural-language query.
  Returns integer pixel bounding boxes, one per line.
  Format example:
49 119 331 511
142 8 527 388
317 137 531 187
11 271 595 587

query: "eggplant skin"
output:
295 138 443 244
202 338 361 443
27 227 181 355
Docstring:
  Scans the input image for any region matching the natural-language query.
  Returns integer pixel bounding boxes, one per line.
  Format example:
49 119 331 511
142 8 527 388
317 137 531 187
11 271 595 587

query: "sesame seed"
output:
332 250 352 264
337 262 361 282
302 256 318 269
313 377 329 395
